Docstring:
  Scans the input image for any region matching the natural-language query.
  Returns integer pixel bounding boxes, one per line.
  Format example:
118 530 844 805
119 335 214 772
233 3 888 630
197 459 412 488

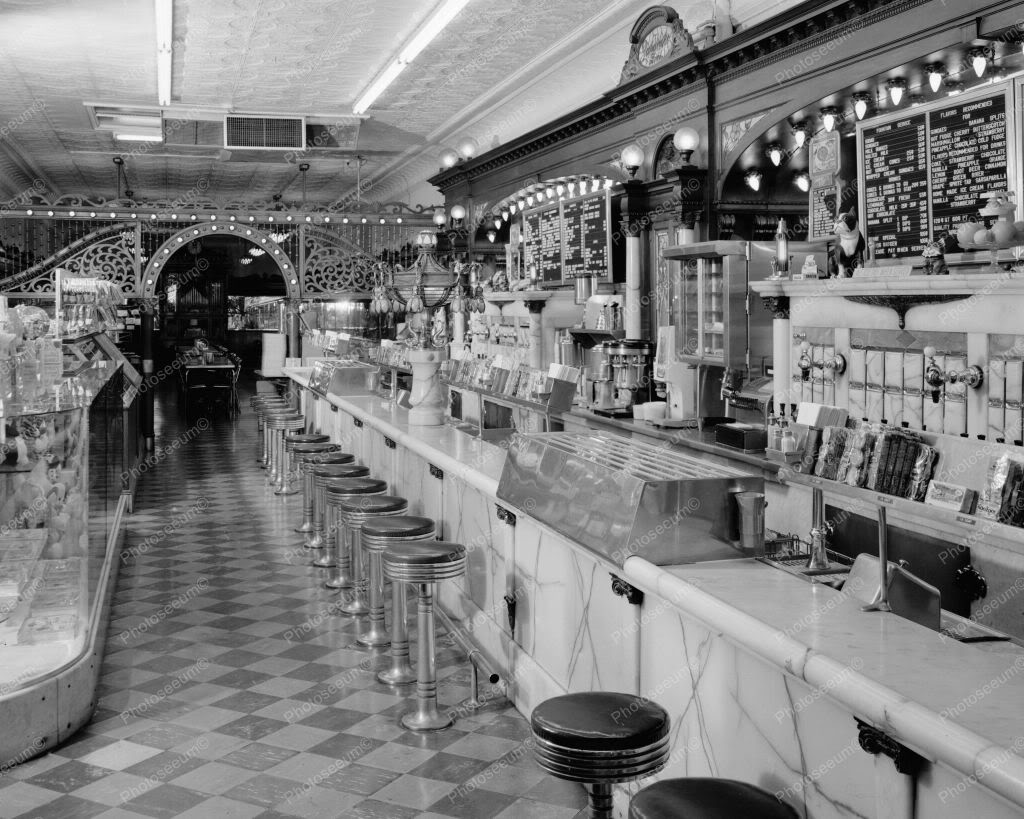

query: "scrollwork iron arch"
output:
139 223 300 299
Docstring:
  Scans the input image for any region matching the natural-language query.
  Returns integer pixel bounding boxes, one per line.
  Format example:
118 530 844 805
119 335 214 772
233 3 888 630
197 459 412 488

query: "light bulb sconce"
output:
886 78 907 106
925 63 946 93
620 143 645 179
852 92 872 120
799 342 847 382
923 346 983 404
820 107 841 133
744 169 762 192
794 172 811 193
486 229 497 243
792 122 810 149
765 143 785 166
672 126 700 164
968 45 994 78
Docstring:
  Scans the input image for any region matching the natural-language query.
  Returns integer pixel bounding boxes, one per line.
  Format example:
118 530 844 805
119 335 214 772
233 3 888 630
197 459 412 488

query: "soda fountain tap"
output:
799 342 847 381
807 486 833 571
923 346 983 404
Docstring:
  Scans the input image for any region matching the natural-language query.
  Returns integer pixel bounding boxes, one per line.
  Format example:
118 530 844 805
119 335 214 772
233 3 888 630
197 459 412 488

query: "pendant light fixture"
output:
887 78 907 105
744 169 762 192
794 172 811 193
765 143 784 166
792 123 809 149
852 92 872 120
820 107 840 133
925 64 946 93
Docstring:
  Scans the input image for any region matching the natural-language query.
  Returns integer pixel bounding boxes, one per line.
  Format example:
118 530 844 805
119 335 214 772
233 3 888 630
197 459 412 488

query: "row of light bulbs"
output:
20 209 405 225
742 45 1005 192
438 138 480 169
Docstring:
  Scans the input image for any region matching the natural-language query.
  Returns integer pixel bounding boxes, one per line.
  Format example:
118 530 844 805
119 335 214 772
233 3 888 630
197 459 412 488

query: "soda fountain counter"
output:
0 362 130 767
284 364 1024 819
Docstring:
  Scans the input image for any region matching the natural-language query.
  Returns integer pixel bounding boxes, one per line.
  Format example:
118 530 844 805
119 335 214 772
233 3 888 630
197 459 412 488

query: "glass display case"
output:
0 361 128 767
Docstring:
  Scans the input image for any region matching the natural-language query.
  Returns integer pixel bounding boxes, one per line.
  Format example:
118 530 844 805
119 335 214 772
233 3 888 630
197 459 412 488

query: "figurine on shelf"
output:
922 240 949 275
828 209 866 278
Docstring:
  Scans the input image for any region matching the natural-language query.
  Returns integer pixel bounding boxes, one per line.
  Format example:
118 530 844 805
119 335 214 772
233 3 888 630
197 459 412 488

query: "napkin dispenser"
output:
714 422 768 453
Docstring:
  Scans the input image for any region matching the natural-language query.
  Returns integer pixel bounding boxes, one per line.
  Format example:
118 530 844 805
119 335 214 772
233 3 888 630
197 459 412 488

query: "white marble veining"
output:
624 557 1024 811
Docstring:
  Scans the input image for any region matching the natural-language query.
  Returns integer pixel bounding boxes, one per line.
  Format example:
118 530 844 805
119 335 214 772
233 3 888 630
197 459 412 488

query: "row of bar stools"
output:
251 397 290 468
324 477 388 606
279 433 329 496
265 413 304 490
254 401 296 477
367 516 438 688
309 461 362 551
334 495 409 647
383 539 466 732
290 442 342 536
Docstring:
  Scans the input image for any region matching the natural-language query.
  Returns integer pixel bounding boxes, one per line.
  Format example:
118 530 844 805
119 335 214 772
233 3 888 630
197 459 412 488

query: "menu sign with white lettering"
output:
858 88 1011 257
929 95 1006 237
862 113 929 256
521 191 612 284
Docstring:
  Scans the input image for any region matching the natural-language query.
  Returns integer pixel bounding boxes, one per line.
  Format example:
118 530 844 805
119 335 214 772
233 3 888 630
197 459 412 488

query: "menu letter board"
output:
581 196 610 275
561 199 585 277
520 191 612 284
929 95 1006 237
538 208 562 283
862 113 928 256
859 88 1010 258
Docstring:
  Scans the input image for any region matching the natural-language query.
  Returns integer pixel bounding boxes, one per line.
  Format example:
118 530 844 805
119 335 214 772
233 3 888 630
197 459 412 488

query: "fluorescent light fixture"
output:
155 0 173 106
353 0 470 115
115 133 163 142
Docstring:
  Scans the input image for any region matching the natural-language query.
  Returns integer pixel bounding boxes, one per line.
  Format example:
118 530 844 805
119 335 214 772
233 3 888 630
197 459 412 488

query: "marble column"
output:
525 300 545 371
761 295 791 412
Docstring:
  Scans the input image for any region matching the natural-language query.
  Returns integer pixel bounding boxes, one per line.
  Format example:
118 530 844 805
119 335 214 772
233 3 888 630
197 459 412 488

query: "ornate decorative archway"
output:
140 222 300 300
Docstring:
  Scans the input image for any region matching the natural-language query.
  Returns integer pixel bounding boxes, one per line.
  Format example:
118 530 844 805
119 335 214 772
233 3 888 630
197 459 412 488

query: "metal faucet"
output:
807 486 833 570
799 342 847 382
923 346 984 404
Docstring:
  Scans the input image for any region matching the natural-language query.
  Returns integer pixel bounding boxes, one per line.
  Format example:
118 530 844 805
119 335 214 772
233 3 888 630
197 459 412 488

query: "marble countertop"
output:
624 556 1024 808
286 368 507 496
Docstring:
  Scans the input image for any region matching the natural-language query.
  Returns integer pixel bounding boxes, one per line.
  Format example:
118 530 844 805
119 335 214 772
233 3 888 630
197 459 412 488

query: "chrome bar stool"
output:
337 496 410 647
383 540 466 731
365 515 437 687
265 413 304 490
323 478 388 597
310 462 365 553
252 398 289 467
256 403 295 474
278 433 328 496
290 442 341 536
629 778 798 819
530 692 670 819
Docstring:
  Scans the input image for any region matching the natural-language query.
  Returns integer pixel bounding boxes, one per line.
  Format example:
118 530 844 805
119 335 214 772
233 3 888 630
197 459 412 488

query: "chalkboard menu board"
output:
929 95 1006 237
859 88 1010 257
521 191 611 284
862 112 929 256
810 184 838 239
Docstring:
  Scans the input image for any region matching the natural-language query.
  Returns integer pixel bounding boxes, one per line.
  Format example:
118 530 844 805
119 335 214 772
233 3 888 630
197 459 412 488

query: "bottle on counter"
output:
779 417 797 454
766 405 778 450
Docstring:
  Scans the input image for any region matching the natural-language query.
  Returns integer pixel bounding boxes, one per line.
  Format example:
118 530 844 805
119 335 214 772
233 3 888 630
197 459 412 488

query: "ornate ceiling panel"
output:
0 0 805 209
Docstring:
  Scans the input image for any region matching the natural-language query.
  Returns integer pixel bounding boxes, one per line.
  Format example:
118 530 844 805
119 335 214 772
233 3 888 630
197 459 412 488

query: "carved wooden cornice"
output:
429 0 923 194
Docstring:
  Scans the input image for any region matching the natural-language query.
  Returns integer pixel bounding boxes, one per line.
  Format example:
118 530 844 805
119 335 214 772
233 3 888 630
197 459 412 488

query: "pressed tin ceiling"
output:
0 0 801 209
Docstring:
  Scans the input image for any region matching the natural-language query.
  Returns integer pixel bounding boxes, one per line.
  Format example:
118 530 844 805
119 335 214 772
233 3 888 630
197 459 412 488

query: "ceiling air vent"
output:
224 115 305 150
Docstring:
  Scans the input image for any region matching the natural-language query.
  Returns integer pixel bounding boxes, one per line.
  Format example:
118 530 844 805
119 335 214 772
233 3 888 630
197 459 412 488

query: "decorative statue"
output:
828 209 866 278
430 308 448 348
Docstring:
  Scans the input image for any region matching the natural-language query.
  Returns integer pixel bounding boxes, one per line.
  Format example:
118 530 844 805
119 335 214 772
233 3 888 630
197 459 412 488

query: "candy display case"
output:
0 361 127 767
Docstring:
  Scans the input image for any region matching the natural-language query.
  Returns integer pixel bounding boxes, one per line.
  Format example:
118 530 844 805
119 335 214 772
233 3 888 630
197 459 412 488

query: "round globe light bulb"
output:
620 143 644 169
672 127 699 152
456 138 478 159
450 204 467 221
439 149 459 168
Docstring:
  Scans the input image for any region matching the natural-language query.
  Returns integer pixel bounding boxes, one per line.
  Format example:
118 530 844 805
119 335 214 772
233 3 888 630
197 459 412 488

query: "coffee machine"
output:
593 338 653 416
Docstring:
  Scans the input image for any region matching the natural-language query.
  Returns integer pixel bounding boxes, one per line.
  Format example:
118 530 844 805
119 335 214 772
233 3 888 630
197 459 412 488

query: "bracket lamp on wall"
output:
620 143 645 179
672 127 700 163
765 143 784 167
744 169 762 192
449 204 467 223
794 172 810 193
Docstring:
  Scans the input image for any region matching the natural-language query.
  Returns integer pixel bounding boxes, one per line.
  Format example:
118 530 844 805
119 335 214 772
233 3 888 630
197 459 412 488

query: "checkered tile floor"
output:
0 381 588 818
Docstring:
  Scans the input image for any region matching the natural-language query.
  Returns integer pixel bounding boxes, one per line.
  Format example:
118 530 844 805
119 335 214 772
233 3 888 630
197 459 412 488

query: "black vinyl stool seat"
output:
629 778 798 819
383 540 465 732
323 478 388 589
290 443 342 536
531 692 670 819
285 433 329 446
336 495 409 647
362 516 436 541
307 462 366 550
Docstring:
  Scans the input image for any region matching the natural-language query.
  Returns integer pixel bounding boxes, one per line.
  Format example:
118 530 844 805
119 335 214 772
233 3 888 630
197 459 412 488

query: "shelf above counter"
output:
482 290 553 306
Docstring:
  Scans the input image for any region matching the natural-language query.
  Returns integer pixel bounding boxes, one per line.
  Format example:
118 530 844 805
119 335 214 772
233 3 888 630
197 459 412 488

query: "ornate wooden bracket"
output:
842 294 967 330
759 294 790 319
429 464 444 480
856 719 924 775
495 505 516 526
610 574 644 605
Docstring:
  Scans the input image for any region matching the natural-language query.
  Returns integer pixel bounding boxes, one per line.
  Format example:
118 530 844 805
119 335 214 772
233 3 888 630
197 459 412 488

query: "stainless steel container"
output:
496 431 763 566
